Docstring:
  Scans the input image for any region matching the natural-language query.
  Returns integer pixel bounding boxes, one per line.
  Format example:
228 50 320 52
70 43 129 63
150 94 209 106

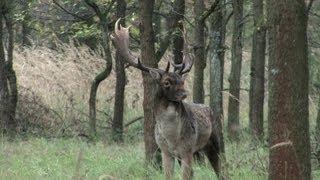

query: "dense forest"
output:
0 0 320 179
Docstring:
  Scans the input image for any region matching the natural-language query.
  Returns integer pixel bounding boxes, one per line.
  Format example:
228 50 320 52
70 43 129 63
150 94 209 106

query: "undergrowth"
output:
1 134 319 180
0 135 265 180
4 43 319 179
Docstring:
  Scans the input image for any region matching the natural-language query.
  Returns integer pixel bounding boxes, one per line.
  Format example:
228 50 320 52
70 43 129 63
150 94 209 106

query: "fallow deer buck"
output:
111 19 224 180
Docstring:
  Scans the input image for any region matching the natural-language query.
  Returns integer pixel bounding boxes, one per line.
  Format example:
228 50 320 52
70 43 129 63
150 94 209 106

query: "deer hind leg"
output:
162 150 175 180
204 144 221 179
181 153 193 180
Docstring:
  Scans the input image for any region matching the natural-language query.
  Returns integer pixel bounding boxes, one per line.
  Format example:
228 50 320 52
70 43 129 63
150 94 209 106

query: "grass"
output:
1 136 319 180
0 136 265 180
9 41 320 180
0 134 301 180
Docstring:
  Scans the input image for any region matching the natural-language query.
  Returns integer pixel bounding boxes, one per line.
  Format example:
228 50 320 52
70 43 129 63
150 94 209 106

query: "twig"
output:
52 0 92 21
84 0 102 18
125 116 144 127
225 11 234 25
270 141 292 150
222 88 249 92
306 0 314 15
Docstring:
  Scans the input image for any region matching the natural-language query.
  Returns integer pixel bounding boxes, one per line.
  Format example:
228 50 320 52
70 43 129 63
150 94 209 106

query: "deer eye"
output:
163 81 170 87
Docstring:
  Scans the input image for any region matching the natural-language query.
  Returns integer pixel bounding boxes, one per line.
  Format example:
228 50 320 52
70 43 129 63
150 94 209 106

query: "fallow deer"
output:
111 19 224 180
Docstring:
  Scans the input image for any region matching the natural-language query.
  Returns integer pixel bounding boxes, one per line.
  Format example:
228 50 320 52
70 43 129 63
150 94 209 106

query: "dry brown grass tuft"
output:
13 42 145 136
13 40 317 137
12 40 251 136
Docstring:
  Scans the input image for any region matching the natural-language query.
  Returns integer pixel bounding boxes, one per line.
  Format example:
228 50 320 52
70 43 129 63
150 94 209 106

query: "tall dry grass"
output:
13 42 145 136
12 40 319 137
9 40 262 137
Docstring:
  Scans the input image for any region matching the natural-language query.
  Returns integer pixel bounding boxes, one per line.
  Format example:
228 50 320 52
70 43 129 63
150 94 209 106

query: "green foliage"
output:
71 22 102 39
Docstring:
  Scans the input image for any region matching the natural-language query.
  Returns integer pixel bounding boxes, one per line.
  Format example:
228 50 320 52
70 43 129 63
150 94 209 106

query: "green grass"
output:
0 136 319 180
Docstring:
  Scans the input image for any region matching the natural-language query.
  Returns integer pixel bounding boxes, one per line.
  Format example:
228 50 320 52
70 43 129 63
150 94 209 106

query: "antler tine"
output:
111 18 153 73
170 53 194 75
178 63 186 74
114 18 120 35
165 61 171 72
180 53 194 74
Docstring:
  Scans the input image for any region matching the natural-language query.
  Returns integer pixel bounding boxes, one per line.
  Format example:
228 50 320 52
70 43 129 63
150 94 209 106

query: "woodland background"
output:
0 0 320 179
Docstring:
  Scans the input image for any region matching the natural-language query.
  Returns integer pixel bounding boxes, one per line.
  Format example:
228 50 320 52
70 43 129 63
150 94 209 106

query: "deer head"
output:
111 19 193 102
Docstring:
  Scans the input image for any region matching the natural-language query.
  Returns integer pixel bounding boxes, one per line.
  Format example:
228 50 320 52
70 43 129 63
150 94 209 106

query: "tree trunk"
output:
21 0 32 46
112 0 127 143
153 0 162 44
317 95 320 139
0 11 10 132
316 94 320 164
193 0 205 104
267 0 311 179
155 0 185 63
5 7 18 132
209 0 226 153
227 0 243 141
139 0 161 167
249 0 266 140
208 1 227 173
0 0 17 134
172 0 185 65
87 1 113 138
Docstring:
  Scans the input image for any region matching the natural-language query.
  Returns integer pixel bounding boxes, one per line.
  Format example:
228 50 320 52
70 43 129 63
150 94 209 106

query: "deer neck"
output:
154 88 197 153
154 89 184 117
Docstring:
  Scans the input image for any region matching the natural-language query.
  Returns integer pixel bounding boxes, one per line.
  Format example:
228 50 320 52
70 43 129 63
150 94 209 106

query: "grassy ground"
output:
1 135 318 180
8 42 320 180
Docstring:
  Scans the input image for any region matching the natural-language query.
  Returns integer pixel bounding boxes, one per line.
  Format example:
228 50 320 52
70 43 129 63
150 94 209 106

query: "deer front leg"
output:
162 150 175 180
181 153 193 180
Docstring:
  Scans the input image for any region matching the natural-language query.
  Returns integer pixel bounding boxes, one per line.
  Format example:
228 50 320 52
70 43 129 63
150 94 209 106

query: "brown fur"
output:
153 72 222 180
111 20 222 179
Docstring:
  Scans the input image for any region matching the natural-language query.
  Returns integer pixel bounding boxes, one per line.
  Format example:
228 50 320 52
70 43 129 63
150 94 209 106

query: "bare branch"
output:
125 116 144 128
200 0 220 22
52 0 92 21
84 0 102 17
306 0 314 15
155 0 186 62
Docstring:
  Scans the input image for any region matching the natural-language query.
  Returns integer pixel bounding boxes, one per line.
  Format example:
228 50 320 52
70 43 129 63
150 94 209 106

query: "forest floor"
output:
1 136 319 180
5 43 320 180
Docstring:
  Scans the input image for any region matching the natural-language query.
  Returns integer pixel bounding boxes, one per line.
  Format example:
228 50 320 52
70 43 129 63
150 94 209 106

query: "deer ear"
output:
149 69 162 81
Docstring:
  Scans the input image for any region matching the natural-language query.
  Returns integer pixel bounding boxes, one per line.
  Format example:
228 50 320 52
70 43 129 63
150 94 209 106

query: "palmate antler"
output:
110 19 152 72
170 53 194 75
111 18 193 75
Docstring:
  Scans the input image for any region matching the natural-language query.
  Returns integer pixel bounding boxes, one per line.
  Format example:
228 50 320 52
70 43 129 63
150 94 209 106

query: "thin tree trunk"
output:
208 0 227 174
155 0 185 63
316 94 320 164
0 11 10 132
209 0 226 153
249 0 266 140
21 0 31 46
5 8 18 132
227 0 243 141
193 0 205 104
267 0 311 179
112 0 127 143
139 0 161 167
153 0 162 44
317 95 320 138
87 1 113 138
0 0 17 134
172 0 185 65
